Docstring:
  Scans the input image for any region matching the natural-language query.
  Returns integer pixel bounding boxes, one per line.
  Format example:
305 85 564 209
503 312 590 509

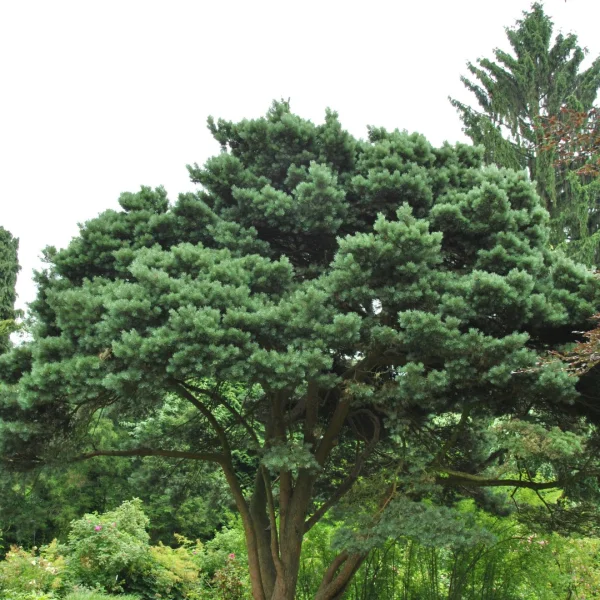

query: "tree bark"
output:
314 551 367 600
250 472 277 599
202 380 371 600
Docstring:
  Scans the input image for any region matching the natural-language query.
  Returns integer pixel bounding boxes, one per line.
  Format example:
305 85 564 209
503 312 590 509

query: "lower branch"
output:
315 551 366 600
72 447 226 464
305 411 380 533
261 466 285 578
436 468 563 490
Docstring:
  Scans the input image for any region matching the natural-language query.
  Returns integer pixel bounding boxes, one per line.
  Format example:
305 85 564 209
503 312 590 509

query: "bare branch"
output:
72 447 226 464
436 468 564 490
171 381 232 455
315 551 366 600
180 380 261 445
305 410 380 532
261 467 285 578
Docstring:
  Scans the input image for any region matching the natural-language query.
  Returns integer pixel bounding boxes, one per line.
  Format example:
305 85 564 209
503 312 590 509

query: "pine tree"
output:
450 3 600 251
0 227 19 353
2 103 600 600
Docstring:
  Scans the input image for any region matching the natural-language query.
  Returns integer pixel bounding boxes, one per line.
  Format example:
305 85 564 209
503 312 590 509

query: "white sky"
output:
1 0 599 311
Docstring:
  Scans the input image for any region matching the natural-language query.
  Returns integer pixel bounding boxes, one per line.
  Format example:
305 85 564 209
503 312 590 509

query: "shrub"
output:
65 591 140 600
212 553 248 600
3 593 57 600
200 521 248 578
126 536 204 600
0 541 65 598
66 499 149 592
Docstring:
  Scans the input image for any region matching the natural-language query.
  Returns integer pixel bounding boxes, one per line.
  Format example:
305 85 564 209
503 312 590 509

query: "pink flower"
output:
228 553 236 560
94 525 102 531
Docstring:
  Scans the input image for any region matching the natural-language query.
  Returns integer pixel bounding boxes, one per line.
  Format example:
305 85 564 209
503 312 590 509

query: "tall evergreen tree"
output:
1 103 600 600
450 3 600 251
0 227 19 353
539 106 600 265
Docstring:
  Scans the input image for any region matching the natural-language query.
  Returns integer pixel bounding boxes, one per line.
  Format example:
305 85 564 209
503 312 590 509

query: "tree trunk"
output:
250 472 277 599
242 485 365 600
223 383 366 599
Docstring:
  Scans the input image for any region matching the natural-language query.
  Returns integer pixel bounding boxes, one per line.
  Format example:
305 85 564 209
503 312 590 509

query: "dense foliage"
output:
0 420 232 549
1 499 599 600
0 499 250 600
1 98 600 599
538 106 600 265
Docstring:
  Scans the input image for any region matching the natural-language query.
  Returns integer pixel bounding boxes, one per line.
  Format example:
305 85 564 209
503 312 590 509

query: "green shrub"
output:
200 521 248 578
212 553 248 600
66 499 149 592
65 591 140 600
2 592 57 600
126 536 204 600
0 541 65 598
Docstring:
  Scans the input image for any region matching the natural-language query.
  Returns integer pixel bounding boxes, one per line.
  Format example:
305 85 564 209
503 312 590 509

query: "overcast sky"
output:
1 0 599 310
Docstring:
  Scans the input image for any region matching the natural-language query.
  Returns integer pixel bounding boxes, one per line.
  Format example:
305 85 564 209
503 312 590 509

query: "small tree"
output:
1 103 600 600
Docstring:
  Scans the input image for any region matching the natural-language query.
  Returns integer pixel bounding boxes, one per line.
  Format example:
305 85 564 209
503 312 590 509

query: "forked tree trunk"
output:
238 471 365 600
209 380 375 599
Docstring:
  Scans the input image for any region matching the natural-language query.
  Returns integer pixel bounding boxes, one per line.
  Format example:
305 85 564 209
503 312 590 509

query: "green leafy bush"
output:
3 593 57 600
66 499 149 592
0 541 65 598
200 521 248 579
126 535 204 600
212 553 249 600
127 527 250 600
65 591 140 600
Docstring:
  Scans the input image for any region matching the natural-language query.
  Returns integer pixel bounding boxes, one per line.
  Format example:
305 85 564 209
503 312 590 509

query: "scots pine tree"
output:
1 103 600 600
450 3 600 253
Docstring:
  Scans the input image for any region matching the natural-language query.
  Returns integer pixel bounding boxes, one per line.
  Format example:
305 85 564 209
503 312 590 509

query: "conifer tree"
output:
539 106 600 265
1 103 600 600
0 227 19 354
450 3 600 252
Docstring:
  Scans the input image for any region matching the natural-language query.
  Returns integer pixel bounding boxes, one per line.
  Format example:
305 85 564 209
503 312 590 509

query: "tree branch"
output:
436 468 564 490
434 403 471 465
170 380 256 562
315 551 366 600
172 381 232 455
261 466 285 578
305 410 380 533
313 355 384 469
180 380 261 446
71 447 226 464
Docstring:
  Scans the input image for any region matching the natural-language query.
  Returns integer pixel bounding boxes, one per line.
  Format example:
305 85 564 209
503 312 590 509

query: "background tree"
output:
450 2 600 252
0 412 233 550
540 106 600 178
1 102 600 600
0 226 19 354
538 105 600 265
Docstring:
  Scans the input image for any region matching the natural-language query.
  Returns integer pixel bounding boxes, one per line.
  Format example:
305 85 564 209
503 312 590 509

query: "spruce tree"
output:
0 227 19 354
450 3 600 252
539 106 600 265
1 103 600 600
